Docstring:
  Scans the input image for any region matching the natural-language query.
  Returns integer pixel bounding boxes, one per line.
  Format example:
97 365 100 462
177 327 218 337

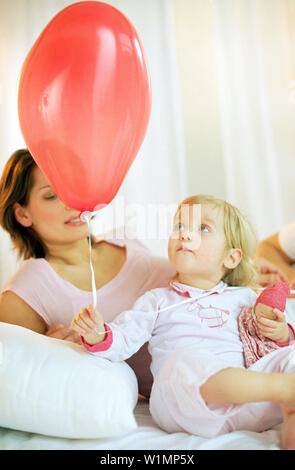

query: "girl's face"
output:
14 167 88 247
168 203 236 285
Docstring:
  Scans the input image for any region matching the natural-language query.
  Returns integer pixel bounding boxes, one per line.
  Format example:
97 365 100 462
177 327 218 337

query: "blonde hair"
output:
177 194 258 288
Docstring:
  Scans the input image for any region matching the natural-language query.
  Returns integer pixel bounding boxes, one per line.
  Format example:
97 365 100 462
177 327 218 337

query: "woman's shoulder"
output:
1 257 49 292
18 257 47 272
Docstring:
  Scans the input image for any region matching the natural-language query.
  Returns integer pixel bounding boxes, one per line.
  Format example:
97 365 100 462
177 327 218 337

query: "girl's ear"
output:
223 248 242 270
13 203 33 228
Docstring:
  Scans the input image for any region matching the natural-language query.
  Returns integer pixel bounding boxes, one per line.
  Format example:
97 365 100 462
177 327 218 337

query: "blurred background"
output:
1 0 295 287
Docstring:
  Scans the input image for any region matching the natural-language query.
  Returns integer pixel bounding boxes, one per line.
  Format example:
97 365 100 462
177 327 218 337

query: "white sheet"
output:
1 299 294 451
0 400 281 450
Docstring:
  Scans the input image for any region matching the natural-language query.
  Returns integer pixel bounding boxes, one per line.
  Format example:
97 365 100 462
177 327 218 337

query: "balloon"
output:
18 1 151 212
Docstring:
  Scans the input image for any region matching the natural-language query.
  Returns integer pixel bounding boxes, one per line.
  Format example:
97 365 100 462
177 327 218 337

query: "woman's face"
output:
15 167 88 246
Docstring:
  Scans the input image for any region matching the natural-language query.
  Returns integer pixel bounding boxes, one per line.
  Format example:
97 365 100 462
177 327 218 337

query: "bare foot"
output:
278 375 295 449
281 408 295 450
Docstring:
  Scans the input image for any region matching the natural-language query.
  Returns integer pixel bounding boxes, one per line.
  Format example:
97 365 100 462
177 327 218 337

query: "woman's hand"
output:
71 305 106 346
46 323 81 343
257 308 290 344
255 258 289 287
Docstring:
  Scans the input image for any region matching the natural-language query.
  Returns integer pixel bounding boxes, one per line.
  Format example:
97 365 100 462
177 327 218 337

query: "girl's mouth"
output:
177 245 192 252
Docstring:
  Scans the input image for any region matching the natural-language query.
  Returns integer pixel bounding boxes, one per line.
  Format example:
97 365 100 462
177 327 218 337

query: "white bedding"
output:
0 400 281 450
1 300 294 451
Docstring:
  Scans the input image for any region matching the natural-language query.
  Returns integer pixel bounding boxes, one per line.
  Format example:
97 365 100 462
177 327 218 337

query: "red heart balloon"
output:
18 1 151 212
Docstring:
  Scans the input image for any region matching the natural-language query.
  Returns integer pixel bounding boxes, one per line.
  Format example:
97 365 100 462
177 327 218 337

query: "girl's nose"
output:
180 230 192 241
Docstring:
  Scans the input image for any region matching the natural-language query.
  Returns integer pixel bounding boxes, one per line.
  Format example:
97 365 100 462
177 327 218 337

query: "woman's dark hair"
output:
0 149 46 259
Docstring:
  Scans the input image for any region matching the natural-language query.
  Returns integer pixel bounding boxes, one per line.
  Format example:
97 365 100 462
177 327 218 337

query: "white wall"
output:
172 0 226 198
172 0 295 242
2 0 295 288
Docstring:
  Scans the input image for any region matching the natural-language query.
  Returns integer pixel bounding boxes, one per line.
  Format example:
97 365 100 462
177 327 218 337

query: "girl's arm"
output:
72 290 159 362
200 367 295 450
200 367 295 406
71 305 106 345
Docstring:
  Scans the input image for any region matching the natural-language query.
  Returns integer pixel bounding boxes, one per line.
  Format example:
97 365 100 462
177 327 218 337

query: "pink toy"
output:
238 282 290 368
254 281 290 320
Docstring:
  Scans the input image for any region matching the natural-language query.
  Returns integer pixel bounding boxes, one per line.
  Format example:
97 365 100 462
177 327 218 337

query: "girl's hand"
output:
46 323 81 344
257 308 289 343
71 305 105 346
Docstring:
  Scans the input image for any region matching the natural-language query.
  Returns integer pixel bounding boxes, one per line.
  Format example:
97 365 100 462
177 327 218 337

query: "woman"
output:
0 149 175 397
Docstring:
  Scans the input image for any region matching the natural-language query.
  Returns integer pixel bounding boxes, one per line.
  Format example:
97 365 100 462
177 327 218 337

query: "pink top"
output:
1 233 175 397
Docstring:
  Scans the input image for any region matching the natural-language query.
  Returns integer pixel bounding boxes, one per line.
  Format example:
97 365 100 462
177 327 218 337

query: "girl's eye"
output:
200 225 209 233
175 222 184 231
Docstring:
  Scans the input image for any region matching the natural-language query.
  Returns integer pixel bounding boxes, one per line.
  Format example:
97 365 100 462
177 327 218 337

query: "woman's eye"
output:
175 222 184 230
44 194 57 200
200 225 209 233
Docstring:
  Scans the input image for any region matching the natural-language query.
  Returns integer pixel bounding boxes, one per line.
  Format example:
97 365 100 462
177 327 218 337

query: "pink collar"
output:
169 280 228 298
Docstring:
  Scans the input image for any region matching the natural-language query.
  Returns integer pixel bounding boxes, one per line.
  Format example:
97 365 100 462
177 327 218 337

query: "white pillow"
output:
0 322 138 438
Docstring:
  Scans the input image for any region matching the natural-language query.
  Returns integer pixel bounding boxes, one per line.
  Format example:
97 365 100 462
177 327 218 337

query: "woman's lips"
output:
65 216 86 226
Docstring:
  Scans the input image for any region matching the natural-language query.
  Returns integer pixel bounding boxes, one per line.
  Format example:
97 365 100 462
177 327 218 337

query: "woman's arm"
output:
0 291 81 342
0 290 47 334
256 233 295 284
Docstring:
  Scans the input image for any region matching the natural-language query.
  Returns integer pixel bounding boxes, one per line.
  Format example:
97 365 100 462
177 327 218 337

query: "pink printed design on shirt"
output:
187 301 230 328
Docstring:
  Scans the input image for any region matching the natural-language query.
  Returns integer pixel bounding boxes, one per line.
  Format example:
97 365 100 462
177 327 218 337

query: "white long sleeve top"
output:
82 281 259 376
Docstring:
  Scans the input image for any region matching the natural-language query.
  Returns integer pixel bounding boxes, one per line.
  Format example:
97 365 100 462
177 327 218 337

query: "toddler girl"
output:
71 194 295 449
